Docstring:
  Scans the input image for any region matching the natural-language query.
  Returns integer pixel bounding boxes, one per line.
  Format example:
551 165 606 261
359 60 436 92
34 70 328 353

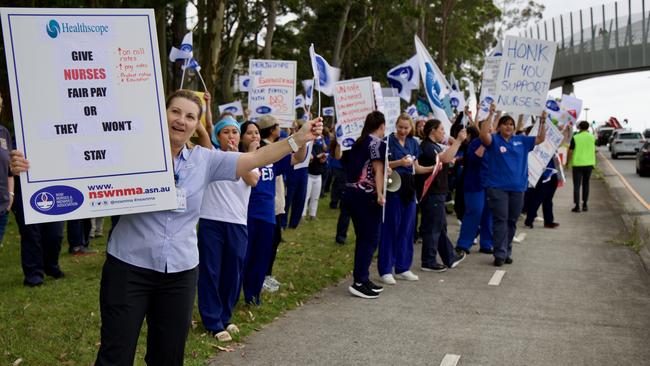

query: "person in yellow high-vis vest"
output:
566 121 596 212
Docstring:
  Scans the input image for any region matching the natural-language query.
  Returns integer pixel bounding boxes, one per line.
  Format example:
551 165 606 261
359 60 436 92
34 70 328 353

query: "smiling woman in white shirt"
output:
10 89 323 366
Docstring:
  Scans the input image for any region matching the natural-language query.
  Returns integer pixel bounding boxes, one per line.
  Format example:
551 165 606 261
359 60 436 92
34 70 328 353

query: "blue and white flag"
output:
295 94 305 109
181 57 200 71
386 55 420 102
302 79 314 107
406 104 418 119
239 75 250 92
322 107 335 117
218 100 244 116
464 77 477 117
449 72 460 92
414 35 451 137
169 32 193 61
449 90 466 113
309 44 340 97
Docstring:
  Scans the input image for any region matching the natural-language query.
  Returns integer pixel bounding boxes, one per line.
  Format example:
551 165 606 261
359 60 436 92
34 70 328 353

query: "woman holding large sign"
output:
10 89 323 365
479 104 546 266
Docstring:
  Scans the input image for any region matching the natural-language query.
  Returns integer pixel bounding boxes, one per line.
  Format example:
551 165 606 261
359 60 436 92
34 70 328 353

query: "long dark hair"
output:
423 119 442 141
239 121 259 152
354 111 385 147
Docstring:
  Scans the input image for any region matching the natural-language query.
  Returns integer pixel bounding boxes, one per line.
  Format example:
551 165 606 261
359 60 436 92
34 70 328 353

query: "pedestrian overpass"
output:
522 0 650 93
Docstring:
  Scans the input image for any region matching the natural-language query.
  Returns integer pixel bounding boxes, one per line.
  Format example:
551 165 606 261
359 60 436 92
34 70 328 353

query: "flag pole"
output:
196 70 208 92
315 76 321 118
180 58 189 89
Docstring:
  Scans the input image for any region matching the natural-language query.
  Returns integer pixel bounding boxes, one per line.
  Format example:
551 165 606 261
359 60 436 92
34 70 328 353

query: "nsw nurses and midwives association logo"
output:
46 19 61 39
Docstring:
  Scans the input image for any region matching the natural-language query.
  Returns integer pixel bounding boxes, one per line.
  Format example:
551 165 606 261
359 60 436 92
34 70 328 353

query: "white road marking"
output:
440 354 461 366
489 270 506 286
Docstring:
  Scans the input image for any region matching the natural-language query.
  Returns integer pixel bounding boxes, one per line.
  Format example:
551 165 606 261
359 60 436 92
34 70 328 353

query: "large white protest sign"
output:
495 36 557 115
477 55 500 120
248 59 296 128
1 8 177 224
528 121 564 186
383 97 401 136
333 77 375 151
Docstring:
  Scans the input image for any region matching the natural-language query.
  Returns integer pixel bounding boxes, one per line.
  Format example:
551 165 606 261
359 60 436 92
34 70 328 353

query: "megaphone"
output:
386 171 402 192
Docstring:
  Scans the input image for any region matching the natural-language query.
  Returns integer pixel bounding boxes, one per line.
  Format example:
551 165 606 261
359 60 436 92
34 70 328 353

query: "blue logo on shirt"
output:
31 185 84 215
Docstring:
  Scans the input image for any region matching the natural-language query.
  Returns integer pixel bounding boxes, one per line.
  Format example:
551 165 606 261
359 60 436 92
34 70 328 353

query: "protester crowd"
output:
2 88 597 365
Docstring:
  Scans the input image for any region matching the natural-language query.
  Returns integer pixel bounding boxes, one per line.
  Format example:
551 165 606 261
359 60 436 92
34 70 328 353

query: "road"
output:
598 146 650 207
212 177 650 366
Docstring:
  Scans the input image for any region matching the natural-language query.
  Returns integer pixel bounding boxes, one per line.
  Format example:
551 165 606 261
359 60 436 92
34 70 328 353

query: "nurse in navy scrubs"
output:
479 104 546 266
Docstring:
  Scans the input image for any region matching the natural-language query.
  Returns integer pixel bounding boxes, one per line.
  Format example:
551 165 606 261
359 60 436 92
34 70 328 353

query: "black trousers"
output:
67 218 91 250
572 166 593 205
96 255 197 366
525 174 558 225
12 180 64 283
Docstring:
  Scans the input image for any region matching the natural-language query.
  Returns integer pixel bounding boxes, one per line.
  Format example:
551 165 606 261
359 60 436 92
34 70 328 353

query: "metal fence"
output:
523 0 650 85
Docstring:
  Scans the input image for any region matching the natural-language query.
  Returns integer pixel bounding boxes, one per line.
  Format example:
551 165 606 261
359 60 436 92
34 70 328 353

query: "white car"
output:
611 131 645 159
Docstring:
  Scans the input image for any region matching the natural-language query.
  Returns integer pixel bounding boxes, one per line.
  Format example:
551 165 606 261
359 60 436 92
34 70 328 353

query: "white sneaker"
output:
267 275 282 287
395 270 419 281
513 232 527 243
262 277 279 292
380 274 397 285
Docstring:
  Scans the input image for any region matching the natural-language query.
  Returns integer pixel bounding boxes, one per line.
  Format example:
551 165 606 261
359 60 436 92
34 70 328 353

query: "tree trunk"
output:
332 0 353 68
203 0 226 97
170 1 187 90
220 0 247 102
263 0 277 59
439 0 456 71
155 4 169 92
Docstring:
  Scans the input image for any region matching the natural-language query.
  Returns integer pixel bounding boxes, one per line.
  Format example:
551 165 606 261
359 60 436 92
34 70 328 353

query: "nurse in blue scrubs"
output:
479 104 546 266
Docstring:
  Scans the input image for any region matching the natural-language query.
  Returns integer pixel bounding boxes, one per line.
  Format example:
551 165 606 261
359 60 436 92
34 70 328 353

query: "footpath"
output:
212 170 650 366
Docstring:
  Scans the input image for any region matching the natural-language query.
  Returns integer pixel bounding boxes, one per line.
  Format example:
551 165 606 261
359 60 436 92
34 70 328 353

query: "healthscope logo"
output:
46 19 110 39
46 19 61 38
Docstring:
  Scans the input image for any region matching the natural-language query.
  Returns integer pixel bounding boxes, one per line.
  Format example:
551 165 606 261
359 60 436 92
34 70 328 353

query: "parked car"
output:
596 127 614 146
611 131 645 159
643 128 650 140
608 129 631 151
636 141 650 176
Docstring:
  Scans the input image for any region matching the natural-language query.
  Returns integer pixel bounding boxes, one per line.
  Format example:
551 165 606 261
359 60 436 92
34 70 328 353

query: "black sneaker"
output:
479 247 494 254
421 263 448 272
494 258 505 267
367 280 383 293
45 269 65 279
348 282 379 299
451 251 467 268
571 205 581 213
455 247 469 256
505 257 513 264
582 203 588 212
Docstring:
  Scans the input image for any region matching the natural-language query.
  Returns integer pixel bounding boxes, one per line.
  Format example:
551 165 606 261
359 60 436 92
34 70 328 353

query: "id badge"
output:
173 188 187 212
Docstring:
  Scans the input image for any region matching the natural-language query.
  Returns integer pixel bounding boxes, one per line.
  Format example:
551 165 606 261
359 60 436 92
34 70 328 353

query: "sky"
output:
533 0 650 131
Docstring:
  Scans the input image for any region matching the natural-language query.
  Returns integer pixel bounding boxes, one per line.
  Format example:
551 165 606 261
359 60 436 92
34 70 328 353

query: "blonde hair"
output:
395 113 415 138
165 89 203 121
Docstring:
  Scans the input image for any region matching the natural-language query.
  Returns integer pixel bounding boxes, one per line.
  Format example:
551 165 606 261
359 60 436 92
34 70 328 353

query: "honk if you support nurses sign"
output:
1 8 177 224
494 36 557 115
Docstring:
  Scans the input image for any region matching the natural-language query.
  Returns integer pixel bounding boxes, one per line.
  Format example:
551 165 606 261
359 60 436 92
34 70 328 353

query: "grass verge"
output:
0 197 354 365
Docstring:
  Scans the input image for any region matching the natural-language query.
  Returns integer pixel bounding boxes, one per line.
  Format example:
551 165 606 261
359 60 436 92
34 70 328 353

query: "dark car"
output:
636 141 650 176
596 127 614 146
643 128 650 140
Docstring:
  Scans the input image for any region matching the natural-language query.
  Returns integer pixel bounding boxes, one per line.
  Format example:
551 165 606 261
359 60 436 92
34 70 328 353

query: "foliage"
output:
0 0 547 127
0 199 356 365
